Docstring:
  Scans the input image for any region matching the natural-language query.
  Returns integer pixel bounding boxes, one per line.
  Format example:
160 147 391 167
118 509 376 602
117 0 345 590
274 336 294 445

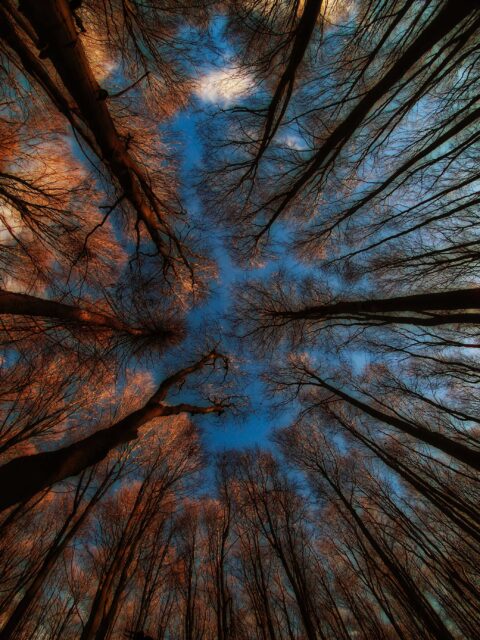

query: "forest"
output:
0 0 479 638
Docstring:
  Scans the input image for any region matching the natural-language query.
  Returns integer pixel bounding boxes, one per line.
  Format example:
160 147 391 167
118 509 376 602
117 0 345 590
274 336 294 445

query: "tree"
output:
0 349 232 511
276 431 470 639
267 355 480 470
203 458 235 640
0 1 479 637
1 0 203 277
78 419 202 640
209 0 480 253
0 458 125 640
229 450 329 640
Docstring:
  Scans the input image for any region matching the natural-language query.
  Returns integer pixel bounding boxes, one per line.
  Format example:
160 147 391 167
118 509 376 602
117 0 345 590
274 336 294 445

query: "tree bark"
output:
0 289 146 335
0 471 113 640
252 0 323 167
328 411 480 542
0 352 225 510
336 102 480 225
322 470 456 640
279 287 480 325
259 0 479 235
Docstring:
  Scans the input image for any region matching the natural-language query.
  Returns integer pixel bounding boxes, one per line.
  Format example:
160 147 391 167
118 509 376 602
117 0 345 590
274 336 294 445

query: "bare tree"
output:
0 349 233 510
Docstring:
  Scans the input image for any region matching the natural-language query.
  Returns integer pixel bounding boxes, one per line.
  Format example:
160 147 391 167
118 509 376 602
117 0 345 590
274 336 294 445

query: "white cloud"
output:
281 134 308 151
195 66 255 106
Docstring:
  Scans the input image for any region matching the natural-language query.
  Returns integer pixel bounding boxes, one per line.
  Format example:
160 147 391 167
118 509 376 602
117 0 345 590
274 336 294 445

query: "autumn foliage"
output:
0 0 479 638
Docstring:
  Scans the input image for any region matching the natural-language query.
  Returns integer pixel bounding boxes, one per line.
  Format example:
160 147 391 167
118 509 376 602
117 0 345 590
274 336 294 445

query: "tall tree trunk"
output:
0 403 160 512
279 287 480 325
80 484 147 640
259 0 479 235
18 0 178 263
0 352 224 511
329 411 480 542
0 2 95 146
94 540 140 640
252 0 324 167
0 472 112 640
303 371 480 470
324 472 455 640
336 102 480 225
0 289 147 336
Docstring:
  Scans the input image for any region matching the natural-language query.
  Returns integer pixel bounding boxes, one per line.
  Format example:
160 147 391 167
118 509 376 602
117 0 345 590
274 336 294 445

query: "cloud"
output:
281 134 308 151
195 66 255 106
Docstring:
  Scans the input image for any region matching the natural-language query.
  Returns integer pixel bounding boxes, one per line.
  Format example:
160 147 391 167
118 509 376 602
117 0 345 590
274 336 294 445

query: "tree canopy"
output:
0 0 479 638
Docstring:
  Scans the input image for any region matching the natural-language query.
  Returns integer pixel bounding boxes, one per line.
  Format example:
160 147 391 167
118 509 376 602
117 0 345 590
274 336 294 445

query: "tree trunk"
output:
0 351 223 511
253 0 323 165
308 374 480 471
0 289 144 335
338 102 480 223
0 473 110 640
280 287 480 325
324 472 455 640
0 403 161 512
329 411 480 542
19 0 175 261
260 0 478 234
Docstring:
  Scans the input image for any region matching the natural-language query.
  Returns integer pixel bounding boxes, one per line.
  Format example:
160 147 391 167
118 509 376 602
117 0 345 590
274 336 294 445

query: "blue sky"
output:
165 19 272 452
165 14 372 453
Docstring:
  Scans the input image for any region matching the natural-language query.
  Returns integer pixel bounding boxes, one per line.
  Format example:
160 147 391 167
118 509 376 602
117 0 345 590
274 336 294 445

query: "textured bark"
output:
0 2 96 146
0 472 113 640
0 289 145 335
279 287 480 325
252 0 323 167
0 404 159 512
0 352 225 510
322 471 456 640
328 412 480 542
0 4 78 118
334 102 480 226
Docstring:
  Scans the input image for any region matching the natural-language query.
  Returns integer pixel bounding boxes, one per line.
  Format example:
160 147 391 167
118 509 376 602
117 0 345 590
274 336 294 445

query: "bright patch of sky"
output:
281 133 309 151
195 65 255 106
66 12 370 456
